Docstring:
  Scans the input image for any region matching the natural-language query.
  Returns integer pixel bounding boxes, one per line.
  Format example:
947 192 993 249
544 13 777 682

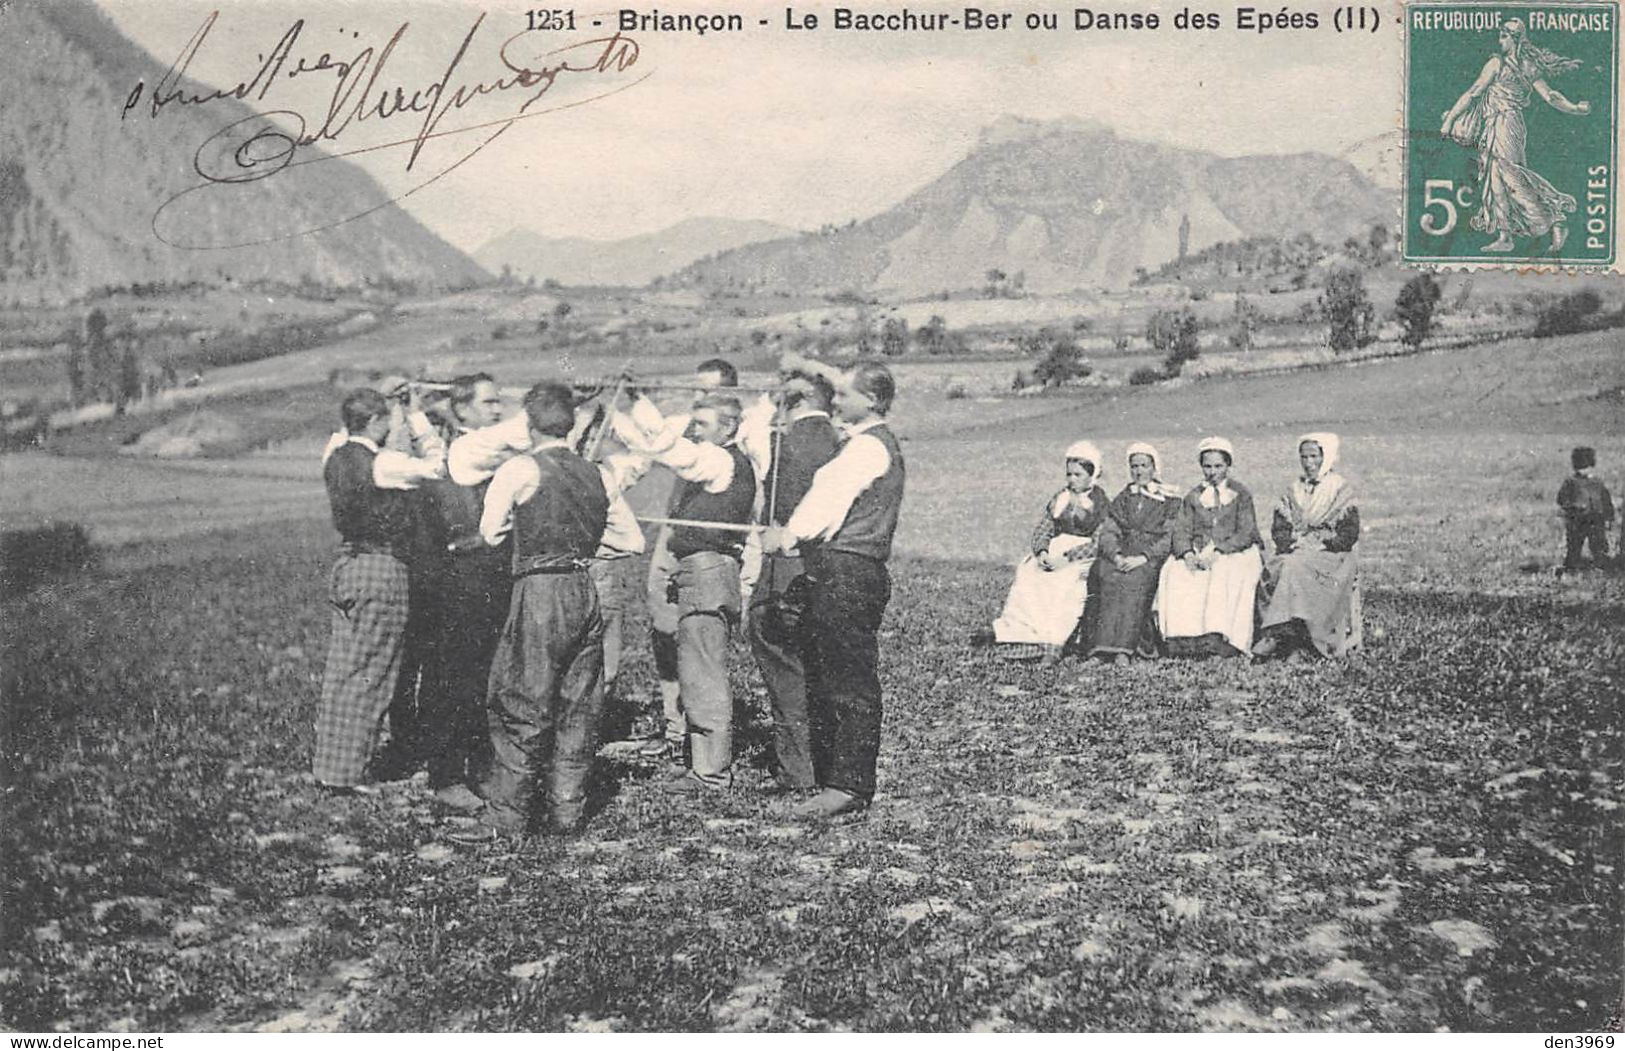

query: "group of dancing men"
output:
313 354 903 838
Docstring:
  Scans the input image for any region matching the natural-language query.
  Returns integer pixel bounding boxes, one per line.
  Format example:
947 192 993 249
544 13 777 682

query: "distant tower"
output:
1178 213 1191 261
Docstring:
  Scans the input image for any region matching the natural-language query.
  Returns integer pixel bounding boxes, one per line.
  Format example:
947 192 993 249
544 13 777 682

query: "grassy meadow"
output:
1 324 1621 1032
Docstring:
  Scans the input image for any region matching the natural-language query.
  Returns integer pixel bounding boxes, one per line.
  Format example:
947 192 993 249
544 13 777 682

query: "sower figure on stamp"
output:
1440 18 1590 253
614 390 758 794
748 368 841 794
764 362 905 821
414 374 511 811
451 383 611 840
314 388 447 794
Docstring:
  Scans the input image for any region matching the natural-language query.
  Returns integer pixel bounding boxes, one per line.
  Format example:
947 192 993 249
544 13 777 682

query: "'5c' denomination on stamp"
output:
1404 1 1619 268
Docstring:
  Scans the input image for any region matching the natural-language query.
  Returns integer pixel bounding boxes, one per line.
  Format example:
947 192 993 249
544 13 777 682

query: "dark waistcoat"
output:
325 441 413 554
669 444 757 559
510 447 610 576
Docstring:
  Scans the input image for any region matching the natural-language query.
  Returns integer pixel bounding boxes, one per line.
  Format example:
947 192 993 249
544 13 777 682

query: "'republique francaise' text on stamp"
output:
1404 0 1619 267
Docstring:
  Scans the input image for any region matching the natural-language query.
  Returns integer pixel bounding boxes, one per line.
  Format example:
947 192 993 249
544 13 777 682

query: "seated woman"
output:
1255 433 1363 658
991 440 1110 663
1156 437 1264 658
1089 443 1180 665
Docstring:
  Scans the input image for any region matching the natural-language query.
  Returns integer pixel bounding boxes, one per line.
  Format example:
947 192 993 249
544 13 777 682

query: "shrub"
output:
1033 337 1091 387
1128 366 1164 386
1395 273 1444 350
1229 295 1259 352
880 317 909 357
1533 290 1604 337
1 523 94 596
945 382 968 401
1319 267 1376 352
1147 308 1200 376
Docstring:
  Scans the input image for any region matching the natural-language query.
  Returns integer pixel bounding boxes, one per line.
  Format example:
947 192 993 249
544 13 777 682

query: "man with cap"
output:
763 362 905 820
450 382 612 839
315 388 447 793
1558 446 1614 572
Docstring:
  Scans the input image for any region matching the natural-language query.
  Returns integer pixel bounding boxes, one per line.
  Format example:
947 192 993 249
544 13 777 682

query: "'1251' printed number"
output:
526 9 577 30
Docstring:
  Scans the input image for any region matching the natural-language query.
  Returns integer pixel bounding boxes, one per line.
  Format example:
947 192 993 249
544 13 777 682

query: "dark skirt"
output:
1088 557 1163 659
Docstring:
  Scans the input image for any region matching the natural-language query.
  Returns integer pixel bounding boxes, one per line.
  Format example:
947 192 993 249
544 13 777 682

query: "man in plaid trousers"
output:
314 388 446 793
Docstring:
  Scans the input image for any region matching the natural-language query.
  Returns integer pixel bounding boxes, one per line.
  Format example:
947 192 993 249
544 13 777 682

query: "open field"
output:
1 324 1622 1031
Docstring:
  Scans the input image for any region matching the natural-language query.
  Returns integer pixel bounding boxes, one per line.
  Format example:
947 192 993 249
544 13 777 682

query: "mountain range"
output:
0 0 486 302
475 218 798 288
664 117 1391 295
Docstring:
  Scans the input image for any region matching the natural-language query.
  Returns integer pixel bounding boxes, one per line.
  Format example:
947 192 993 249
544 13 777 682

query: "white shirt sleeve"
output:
783 432 891 544
613 397 735 494
449 412 533 486
738 396 776 482
404 410 446 461
653 437 737 493
611 395 683 452
372 444 446 490
597 466 647 555
480 455 541 546
599 449 654 493
321 431 346 466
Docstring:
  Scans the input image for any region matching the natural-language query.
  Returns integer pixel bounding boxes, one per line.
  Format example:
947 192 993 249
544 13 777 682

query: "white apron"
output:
993 534 1095 646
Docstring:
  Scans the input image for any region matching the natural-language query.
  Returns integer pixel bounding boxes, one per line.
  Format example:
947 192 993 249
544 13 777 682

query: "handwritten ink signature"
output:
122 12 646 249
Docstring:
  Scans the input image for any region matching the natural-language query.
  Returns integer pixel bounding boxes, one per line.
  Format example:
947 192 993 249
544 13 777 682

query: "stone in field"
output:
889 898 958 926
1428 918 1497 956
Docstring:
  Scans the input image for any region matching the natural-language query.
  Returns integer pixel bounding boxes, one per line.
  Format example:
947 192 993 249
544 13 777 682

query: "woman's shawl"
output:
1282 432 1356 531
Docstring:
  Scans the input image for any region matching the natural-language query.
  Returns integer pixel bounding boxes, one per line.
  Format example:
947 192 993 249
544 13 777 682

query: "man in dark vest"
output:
415 373 510 810
315 388 447 793
450 382 611 840
615 391 758 792
638 359 744 761
764 363 905 820
748 369 841 793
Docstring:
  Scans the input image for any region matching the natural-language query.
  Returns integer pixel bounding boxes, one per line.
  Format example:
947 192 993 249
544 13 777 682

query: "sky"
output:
98 0 1407 252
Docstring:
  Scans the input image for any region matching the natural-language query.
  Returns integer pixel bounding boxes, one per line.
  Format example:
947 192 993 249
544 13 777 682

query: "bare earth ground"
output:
1 329 1621 1031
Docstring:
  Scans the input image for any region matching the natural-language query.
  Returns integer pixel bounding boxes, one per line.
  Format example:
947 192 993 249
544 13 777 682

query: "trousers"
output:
482 571 605 832
314 553 409 787
1564 516 1611 568
589 556 633 686
748 552 819 788
674 550 742 783
803 550 890 800
420 554 510 788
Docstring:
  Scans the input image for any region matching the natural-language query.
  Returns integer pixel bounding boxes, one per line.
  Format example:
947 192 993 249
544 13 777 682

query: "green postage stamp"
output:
1405 1 1620 267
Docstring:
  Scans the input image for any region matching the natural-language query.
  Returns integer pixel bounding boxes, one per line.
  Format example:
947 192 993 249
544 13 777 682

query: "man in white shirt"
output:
451 383 613 839
748 370 840 794
447 389 646 693
413 374 512 810
314 388 447 794
763 363 905 820
635 359 753 761
615 391 757 792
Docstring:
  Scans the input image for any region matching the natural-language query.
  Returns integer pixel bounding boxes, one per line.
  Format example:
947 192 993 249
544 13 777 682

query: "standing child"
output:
1558 447 1614 572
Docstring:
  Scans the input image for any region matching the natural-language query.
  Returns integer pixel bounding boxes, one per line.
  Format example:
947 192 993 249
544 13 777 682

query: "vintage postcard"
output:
2 0 1622 1036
